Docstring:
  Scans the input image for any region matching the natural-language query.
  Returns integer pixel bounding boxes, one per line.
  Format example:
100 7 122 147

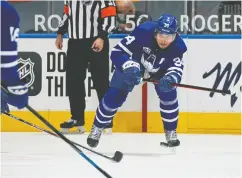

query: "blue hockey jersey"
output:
111 21 187 83
1 1 28 109
1 1 20 84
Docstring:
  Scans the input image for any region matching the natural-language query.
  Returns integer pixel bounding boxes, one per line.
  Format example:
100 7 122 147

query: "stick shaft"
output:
3 112 117 162
26 104 113 178
143 78 231 95
1 86 113 178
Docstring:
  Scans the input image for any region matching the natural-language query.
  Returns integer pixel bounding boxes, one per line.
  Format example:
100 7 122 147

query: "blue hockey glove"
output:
4 84 29 109
159 75 176 92
122 60 141 91
1 91 10 114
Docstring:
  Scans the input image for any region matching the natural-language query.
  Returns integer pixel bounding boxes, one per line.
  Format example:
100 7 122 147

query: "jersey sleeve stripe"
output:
101 6 116 18
167 67 183 73
165 71 182 77
117 43 133 56
1 51 18 56
1 60 18 68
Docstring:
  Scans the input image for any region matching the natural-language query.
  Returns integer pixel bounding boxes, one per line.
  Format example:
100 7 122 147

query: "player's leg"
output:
89 37 113 134
60 39 88 133
87 69 132 148
87 87 129 147
155 85 180 147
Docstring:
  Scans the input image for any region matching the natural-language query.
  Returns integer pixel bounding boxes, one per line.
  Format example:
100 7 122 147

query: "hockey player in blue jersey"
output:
1 1 28 114
87 14 187 148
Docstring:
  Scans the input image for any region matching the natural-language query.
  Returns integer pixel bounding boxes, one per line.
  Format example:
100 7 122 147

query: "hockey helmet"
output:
156 14 178 34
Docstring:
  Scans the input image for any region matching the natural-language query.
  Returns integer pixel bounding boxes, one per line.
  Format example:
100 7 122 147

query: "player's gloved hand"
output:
122 60 141 91
5 84 29 109
159 75 176 92
1 91 10 114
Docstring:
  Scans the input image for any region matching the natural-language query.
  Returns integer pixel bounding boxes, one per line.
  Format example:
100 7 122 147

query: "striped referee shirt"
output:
57 0 117 39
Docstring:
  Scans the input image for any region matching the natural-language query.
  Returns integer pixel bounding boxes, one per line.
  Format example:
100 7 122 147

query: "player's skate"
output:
87 125 104 148
60 118 85 134
103 123 112 135
103 122 113 135
160 130 180 148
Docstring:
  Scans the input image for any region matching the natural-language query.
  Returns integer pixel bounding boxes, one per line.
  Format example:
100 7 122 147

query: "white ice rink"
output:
1 133 241 178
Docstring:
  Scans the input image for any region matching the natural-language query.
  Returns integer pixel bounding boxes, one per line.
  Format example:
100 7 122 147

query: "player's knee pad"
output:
157 88 178 112
102 87 129 109
155 85 177 101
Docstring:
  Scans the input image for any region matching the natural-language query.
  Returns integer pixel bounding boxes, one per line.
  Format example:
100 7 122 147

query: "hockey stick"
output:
142 78 241 148
2 112 123 162
142 78 241 95
1 86 113 178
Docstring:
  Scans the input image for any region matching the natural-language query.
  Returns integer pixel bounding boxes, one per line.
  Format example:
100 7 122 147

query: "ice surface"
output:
1 133 241 178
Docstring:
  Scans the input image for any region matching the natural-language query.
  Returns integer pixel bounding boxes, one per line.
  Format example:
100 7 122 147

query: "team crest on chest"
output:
143 47 151 54
141 53 160 73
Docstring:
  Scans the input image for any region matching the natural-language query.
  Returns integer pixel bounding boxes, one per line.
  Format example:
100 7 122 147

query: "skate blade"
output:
160 142 177 154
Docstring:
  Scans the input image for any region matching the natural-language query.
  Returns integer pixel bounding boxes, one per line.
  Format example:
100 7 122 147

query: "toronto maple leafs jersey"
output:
110 21 187 83
1 1 20 85
1 1 28 99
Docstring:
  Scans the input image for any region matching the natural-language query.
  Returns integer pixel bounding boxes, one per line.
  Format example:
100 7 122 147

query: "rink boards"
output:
1 35 241 134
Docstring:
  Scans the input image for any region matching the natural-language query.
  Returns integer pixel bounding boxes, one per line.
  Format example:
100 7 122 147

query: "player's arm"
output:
1 8 21 84
158 54 185 92
110 27 145 71
1 5 28 110
99 0 117 39
110 27 146 88
57 0 69 36
164 55 185 84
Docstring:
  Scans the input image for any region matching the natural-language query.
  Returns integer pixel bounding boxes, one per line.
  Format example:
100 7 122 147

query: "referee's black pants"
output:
66 37 111 127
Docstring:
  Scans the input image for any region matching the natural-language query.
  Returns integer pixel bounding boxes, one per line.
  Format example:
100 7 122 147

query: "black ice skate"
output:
160 130 180 148
60 119 85 134
87 125 104 148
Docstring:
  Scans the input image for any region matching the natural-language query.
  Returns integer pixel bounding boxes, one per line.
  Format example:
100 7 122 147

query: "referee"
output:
55 0 116 134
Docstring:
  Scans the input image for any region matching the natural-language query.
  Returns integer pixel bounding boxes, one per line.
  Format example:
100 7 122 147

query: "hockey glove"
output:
1 91 10 114
122 60 141 91
159 75 176 92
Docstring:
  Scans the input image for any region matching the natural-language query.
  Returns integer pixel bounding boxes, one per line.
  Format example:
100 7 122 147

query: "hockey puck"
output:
112 151 123 162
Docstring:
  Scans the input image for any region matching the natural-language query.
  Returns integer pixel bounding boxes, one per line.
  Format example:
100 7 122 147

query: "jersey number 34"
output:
125 36 135 45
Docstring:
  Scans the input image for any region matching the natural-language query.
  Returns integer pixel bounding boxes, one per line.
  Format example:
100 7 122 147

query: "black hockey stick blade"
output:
3 112 123 163
112 151 123 162
1 86 113 178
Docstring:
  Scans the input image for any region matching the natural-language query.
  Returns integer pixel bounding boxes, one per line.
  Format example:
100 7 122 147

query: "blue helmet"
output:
156 14 178 34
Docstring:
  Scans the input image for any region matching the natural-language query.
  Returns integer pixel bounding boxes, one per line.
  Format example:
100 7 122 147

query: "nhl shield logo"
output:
17 58 35 88
18 52 42 96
